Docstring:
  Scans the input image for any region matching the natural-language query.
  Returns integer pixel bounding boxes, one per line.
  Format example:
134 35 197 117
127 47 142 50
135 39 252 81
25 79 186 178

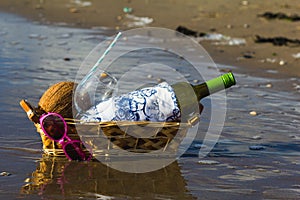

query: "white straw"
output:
90 32 122 74
80 32 122 84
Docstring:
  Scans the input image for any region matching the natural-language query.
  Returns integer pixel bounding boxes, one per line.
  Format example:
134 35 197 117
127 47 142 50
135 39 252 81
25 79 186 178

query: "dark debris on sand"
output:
255 35 300 46
175 25 300 48
258 12 300 22
176 26 207 37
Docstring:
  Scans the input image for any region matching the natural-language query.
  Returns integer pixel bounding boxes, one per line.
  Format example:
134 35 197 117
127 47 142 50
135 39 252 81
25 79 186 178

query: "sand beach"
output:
0 0 299 78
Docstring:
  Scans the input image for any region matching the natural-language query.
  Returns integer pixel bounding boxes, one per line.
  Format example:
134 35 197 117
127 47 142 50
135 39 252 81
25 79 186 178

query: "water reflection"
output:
22 155 195 199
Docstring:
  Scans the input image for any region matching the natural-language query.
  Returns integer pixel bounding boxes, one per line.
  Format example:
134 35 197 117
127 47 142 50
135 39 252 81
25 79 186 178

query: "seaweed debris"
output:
176 26 206 37
176 25 246 46
255 35 300 46
258 12 300 22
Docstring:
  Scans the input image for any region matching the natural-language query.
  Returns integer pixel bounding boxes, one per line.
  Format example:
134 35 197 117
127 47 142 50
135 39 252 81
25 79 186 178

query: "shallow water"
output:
0 12 299 199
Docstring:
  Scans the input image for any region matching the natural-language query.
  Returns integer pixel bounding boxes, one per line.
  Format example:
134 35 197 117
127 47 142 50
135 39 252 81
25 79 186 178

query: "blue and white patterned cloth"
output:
80 82 180 122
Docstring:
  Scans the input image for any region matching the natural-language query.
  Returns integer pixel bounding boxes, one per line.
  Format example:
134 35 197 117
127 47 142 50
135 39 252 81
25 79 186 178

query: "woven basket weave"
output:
67 115 199 155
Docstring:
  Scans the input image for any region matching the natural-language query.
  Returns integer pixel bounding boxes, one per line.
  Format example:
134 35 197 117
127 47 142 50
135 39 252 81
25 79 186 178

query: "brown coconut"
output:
37 81 79 153
38 81 76 118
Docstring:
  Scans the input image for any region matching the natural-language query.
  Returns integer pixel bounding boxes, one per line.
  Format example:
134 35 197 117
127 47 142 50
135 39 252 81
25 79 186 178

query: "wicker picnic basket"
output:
21 81 200 157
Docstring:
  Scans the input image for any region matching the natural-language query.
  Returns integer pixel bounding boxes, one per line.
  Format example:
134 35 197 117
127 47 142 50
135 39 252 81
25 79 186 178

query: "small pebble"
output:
193 79 199 83
198 160 220 165
256 168 267 172
28 34 40 39
252 135 262 140
157 78 164 83
243 24 250 28
147 74 153 79
184 73 191 78
249 145 265 150
226 24 233 29
265 83 272 88
249 111 257 116
117 15 122 21
241 0 249 6
0 172 11 176
279 60 286 66
272 169 281 173
70 8 79 13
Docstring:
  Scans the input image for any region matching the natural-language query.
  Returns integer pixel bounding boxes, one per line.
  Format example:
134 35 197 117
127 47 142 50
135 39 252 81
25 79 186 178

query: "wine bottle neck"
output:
193 72 236 100
206 72 235 94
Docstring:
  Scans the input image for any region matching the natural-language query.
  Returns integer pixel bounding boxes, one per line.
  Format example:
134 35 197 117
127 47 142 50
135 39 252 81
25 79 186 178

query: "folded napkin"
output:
80 82 180 122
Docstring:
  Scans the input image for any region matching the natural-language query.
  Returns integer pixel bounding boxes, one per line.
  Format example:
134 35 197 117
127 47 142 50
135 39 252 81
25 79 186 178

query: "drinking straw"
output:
90 32 122 74
80 32 122 85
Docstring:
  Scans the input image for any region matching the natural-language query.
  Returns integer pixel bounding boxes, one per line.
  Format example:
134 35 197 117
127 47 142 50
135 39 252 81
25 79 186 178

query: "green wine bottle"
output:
172 72 236 119
79 72 236 122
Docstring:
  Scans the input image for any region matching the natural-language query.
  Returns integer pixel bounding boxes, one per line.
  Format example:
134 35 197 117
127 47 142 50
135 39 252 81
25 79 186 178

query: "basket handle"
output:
20 99 39 123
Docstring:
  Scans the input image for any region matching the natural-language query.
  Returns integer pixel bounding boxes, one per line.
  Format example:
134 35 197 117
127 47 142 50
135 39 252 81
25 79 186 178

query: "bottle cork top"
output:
221 72 236 88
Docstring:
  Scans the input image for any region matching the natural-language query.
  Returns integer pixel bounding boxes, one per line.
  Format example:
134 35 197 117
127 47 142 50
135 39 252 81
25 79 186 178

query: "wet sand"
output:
0 0 299 78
